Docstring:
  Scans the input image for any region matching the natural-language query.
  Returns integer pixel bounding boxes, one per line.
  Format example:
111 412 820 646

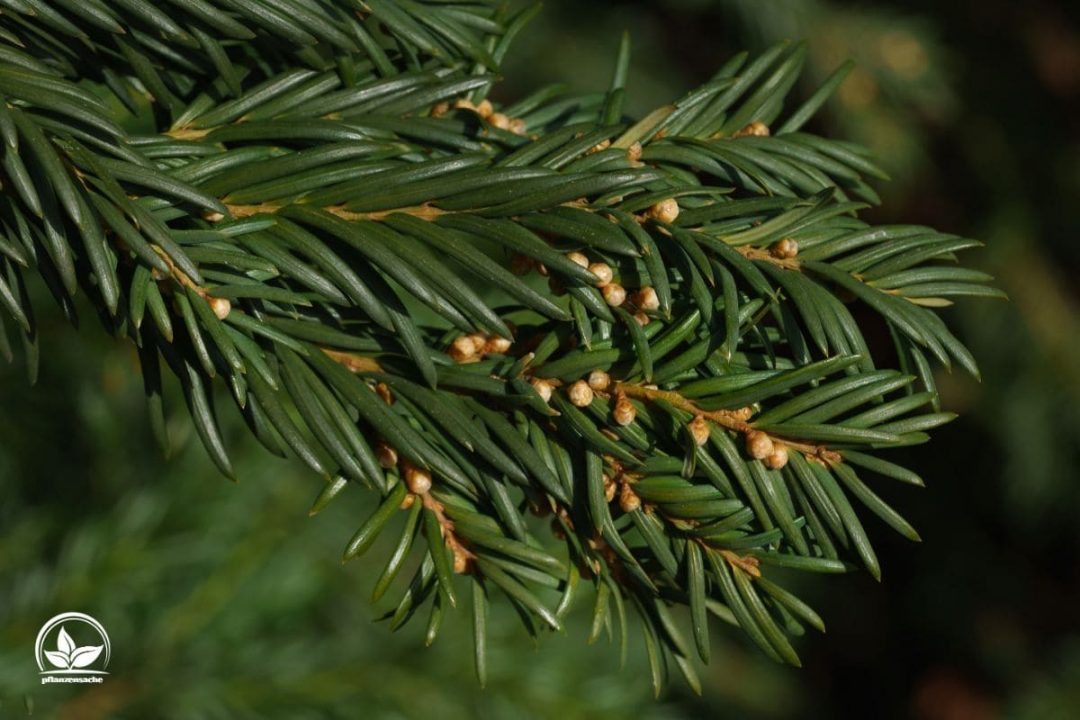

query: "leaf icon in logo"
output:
69 645 103 668
57 626 75 655
36 615 110 675
44 650 70 669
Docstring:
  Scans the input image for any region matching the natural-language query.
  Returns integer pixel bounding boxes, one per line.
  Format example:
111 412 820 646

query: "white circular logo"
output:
34 612 111 685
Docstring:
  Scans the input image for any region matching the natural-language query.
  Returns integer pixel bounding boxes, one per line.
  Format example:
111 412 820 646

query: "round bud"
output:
489 112 511 130
588 262 613 287
633 286 660 311
613 398 637 426
405 464 433 495
568 379 594 407
452 552 469 574
510 253 534 275
508 117 527 135
745 430 775 460
633 311 650 327
627 141 643 162
475 99 494 118
771 237 799 259
375 382 393 405
647 198 680 224
747 120 770 136
588 369 611 392
764 443 789 470
449 335 478 363
566 251 590 269
619 484 641 513
603 474 617 502
209 296 231 320
400 494 416 510
530 377 553 403
468 333 488 351
485 336 512 354
377 443 398 469
732 120 770 138
453 98 477 112
528 499 551 517
430 101 450 118
688 416 711 446
602 283 627 307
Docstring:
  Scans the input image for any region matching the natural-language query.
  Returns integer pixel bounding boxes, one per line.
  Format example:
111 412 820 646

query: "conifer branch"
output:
0 0 1001 692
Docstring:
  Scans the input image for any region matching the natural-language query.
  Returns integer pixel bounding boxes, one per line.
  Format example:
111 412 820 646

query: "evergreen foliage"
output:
0 0 1000 691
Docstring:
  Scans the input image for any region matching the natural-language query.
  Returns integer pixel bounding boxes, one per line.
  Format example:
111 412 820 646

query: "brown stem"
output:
719 547 762 577
420 491 475 573
152 246 216 300
742 250 950 308
321 347 384 374
164 126 212 141
735 245 801 270
213 201 448 223
615 381 841 465
617 382 753 432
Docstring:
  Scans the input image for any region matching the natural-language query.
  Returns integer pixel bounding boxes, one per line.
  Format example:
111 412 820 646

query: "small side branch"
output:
213 202 448 222
321 348 384 374
419 491 475 574
616 381 841 465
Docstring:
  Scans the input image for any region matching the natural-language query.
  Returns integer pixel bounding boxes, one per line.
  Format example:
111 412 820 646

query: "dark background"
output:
2 1 1079 717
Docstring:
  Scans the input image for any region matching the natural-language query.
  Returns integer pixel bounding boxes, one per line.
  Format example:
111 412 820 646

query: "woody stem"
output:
615 382 841 464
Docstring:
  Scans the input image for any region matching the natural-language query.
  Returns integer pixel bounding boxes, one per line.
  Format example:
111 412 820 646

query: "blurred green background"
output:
2 1 1079 717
